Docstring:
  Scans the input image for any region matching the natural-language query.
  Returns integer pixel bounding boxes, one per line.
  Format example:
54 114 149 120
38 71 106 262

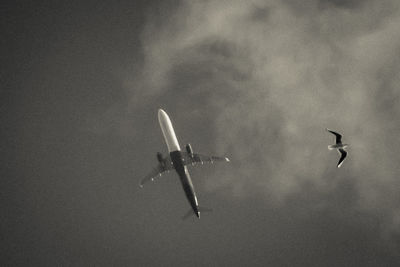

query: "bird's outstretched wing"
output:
139 158 174 188
181 152 230 166
326 128 342 144
337 148 347 168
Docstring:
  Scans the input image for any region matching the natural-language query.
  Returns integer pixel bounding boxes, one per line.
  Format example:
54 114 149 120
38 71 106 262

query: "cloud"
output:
132 0 400 234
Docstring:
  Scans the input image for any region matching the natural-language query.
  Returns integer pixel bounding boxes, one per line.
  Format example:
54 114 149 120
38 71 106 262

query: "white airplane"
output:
326 128 348 168
140 109 230 219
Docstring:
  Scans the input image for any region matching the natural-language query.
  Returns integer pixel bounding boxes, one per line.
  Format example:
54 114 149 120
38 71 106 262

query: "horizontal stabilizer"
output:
182 206 213 220
182 209 195 220
198 206 213 212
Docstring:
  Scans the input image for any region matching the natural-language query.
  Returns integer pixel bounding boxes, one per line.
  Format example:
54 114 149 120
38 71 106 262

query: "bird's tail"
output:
328 145 335 150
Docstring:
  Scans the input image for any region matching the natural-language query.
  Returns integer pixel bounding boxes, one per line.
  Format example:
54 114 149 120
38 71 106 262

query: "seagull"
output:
326 128 348 168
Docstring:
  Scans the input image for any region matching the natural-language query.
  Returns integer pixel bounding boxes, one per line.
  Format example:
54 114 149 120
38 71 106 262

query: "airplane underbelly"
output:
170 150 199 210
179 168 198 208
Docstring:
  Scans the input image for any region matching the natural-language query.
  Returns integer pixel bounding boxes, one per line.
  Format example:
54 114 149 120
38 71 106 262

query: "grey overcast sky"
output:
2 0 400 266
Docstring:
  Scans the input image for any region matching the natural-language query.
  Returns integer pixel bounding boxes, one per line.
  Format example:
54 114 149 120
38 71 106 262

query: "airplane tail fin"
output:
182 206 213 220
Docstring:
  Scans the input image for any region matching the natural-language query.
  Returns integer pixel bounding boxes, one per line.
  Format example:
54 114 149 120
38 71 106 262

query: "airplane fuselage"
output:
158 109 200 218
170 151 199 217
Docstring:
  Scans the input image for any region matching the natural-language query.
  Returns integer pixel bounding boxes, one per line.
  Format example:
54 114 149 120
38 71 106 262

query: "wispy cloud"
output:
131 0 400 234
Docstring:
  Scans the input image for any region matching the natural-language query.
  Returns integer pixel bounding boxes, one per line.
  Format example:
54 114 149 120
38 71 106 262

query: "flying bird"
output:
140 109 230 219
326 128 348 168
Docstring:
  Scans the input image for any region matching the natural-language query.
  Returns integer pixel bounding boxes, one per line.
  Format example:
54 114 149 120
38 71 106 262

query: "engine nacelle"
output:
157 152 163 163
186 144 193 155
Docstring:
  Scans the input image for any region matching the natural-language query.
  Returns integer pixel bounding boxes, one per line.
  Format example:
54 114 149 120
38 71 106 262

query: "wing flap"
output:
182 152 230 166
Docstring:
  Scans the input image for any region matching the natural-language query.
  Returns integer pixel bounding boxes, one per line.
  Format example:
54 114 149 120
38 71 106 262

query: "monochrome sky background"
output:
2 0 400 266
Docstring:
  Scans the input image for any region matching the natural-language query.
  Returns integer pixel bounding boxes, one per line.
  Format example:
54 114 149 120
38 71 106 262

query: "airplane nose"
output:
158 108 166 116
158 109 168 123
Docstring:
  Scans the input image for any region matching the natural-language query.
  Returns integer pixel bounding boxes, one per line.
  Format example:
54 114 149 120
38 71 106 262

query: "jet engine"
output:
157 152 163 163
186 144 193 155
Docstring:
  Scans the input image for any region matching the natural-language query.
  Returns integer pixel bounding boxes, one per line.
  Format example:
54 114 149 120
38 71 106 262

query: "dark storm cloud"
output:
130 0 400 236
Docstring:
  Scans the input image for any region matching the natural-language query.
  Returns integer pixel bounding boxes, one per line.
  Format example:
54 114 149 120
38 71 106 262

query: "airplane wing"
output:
140 158 174 188
181 152 230 166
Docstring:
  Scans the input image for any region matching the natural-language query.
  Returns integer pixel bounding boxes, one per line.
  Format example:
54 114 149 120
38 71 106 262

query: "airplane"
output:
326 128 349 168
140 109 230 219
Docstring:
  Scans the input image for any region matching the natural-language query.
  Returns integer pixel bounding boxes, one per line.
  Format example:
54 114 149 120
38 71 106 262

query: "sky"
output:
2 0 400 266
